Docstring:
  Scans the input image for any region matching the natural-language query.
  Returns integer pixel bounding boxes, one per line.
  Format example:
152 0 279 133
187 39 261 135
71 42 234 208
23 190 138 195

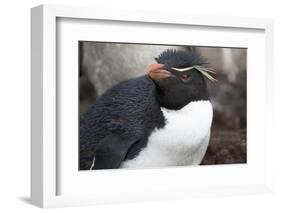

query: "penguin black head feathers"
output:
155 49 207 68
148 49 213 110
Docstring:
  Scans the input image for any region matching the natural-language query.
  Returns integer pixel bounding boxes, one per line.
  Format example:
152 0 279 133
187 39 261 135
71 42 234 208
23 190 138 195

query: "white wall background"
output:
0 0 280 212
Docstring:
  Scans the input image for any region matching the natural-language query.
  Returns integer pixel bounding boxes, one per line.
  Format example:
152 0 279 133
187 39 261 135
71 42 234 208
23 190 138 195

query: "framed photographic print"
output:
31 4 274 208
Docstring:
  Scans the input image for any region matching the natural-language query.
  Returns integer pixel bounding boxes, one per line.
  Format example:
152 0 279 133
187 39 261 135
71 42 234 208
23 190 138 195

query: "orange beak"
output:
146 64 172 80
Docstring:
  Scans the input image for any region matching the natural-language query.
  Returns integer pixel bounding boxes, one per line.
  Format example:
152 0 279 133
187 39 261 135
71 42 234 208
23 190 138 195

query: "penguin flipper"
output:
93 134 137 170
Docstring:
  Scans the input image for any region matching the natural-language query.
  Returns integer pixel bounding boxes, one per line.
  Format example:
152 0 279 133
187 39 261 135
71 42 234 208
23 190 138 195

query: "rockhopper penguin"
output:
79 49 214 170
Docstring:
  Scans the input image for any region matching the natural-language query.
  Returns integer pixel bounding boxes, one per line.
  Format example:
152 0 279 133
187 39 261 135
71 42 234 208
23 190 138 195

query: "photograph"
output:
27 2 278 209
78 42 247 170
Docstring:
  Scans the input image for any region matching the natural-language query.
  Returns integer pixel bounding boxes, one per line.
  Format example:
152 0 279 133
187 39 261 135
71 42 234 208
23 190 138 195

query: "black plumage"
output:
155 49 207 69
79 76 165 170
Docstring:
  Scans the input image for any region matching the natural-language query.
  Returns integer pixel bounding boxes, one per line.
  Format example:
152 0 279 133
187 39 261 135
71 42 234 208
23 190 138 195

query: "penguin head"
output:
148 49 214 110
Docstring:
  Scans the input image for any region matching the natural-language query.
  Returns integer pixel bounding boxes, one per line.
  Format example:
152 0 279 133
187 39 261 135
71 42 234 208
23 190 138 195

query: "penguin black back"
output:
79 76 165 170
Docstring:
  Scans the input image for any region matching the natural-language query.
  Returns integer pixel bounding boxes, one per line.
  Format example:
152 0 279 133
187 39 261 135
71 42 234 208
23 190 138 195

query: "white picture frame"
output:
31 4 274 208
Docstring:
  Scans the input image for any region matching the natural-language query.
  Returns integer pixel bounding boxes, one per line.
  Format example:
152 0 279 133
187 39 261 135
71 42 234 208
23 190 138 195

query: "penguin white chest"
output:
121 100 213 168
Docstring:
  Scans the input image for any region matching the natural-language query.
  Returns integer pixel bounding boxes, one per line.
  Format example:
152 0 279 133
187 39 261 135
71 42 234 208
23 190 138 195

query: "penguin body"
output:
79 49 214 170
79 76 165 170
121 100 212 168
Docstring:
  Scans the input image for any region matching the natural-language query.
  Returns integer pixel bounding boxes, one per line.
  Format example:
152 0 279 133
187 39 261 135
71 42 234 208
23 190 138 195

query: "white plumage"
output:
121 100 213 168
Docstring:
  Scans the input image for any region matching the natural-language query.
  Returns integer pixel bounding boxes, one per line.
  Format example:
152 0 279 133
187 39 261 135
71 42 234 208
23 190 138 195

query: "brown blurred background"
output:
79 42 247 165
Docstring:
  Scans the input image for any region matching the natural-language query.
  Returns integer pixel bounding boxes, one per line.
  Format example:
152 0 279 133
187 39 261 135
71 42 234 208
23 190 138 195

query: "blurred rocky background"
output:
79 42 247 165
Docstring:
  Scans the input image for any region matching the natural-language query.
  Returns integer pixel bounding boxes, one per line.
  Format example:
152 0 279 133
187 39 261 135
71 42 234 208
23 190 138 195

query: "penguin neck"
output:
155 85 209 110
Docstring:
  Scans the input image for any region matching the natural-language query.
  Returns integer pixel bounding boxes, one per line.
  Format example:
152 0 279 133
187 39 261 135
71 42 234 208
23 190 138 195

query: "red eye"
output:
180 74 189 81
